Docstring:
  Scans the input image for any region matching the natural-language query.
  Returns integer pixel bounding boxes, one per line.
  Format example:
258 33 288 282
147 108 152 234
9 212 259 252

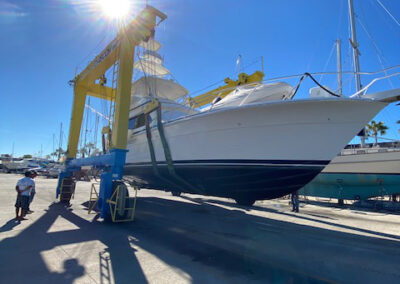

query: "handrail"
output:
184 64 400 99
262 64 400 83
194 70 400 107
350 72 400 97
339 147 400 156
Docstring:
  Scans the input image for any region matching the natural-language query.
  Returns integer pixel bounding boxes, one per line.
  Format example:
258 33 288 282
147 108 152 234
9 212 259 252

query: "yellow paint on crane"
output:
111 38 135 150
67 85 87 158
86 84 116 101
66 6 167 159
188 71 264 108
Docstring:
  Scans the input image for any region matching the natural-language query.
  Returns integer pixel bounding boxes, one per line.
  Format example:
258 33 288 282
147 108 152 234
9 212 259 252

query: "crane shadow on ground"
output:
1 195 400 283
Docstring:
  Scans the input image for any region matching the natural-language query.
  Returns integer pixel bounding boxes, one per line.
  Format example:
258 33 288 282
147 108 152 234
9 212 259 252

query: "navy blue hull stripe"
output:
123 162 325 200
126 159 330 167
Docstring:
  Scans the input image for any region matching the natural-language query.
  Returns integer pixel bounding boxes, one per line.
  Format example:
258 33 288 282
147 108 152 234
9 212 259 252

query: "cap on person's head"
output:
25 171 31 177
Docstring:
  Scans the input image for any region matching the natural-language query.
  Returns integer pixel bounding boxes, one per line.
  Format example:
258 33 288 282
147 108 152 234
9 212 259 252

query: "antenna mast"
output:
349 0 367 146
58 123 63 160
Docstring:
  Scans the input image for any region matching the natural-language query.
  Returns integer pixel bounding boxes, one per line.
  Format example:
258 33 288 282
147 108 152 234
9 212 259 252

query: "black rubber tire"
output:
111 181 130 219
234 197 256 207
171 191 181 197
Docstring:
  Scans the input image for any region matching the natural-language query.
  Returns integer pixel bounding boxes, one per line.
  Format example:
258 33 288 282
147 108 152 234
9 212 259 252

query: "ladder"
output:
88 182 100 214
105 59 119 150
109 58 120 127
59 178 75 202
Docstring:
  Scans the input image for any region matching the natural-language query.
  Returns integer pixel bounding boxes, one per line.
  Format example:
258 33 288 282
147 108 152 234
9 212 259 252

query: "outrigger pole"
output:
56 6 167 220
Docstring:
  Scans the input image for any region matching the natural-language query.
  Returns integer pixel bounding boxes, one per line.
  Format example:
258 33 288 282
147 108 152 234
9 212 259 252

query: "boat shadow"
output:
1 195 400 283
180 195 400 241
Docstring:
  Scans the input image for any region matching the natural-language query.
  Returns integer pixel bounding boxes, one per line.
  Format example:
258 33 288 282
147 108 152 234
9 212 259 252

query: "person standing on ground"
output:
15 171 34 220
27 170 37 213
291 190 299 213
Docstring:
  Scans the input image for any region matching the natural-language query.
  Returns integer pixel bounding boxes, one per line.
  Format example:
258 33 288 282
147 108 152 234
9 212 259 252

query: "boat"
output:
3 158 41 173
97 0 400 206
299 143 400 201
195 76 400 202
120 33 400 206
297 0 400 202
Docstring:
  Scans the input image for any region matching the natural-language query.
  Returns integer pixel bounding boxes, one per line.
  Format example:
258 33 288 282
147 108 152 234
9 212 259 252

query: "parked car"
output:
45 164 64 178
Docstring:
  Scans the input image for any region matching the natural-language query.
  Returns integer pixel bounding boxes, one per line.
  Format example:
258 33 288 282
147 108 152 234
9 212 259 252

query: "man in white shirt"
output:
27 170 37 213
15 171 34 220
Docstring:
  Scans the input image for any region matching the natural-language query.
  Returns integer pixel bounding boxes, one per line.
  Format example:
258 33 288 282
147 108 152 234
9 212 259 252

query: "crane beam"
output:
86 84 116 101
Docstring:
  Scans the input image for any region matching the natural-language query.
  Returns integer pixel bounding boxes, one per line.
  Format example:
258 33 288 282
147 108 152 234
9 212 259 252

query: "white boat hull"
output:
125 98 387 202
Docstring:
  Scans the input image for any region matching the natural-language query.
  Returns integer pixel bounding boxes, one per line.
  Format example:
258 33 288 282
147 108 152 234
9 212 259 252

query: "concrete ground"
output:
0 173 400 284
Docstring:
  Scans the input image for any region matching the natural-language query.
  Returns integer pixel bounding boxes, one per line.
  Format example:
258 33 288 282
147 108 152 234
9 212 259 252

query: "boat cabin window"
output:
128 114 150 130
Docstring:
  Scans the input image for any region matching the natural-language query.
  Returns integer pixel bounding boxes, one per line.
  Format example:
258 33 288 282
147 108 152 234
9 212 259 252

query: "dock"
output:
1 173 400 283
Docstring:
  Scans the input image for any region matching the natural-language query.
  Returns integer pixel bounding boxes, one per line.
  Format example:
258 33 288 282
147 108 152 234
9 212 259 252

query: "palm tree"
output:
79 147 87 158
51 148 66 161
79 143 98 158
85 142 96 156
366 120 388 145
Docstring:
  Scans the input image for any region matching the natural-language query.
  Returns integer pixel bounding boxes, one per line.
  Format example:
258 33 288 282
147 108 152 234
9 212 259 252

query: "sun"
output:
98 0 131 19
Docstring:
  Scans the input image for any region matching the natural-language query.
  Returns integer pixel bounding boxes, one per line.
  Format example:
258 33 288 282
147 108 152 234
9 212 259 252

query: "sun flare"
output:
98 0 131 19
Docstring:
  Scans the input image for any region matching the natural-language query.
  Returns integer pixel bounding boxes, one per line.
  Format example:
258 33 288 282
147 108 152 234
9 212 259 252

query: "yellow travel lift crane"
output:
186 71 264 108
56 5 167 221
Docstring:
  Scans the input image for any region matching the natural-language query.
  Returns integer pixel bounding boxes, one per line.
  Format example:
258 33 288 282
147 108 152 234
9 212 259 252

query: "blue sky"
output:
1 0 400 157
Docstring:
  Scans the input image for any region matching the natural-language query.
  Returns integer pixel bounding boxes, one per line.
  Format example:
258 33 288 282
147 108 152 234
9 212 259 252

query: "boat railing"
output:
261 68 400 99
339 147 400 156
181 64 400 110
350 71 400 97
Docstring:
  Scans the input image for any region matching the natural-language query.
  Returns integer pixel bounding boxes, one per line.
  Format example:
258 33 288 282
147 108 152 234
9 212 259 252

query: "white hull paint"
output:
324 150 400 174
124 98 389 203
127 98 386 164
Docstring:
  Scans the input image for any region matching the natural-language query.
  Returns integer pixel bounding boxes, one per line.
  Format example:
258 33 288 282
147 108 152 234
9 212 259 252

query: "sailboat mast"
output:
11 142 14 159
336 39 343 95
348 0 367 146
348 0 362 92
58 123 63 160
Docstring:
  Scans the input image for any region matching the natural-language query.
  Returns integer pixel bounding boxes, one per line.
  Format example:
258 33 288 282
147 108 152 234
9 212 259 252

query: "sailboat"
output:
300 0 400 202
300 145 400 201
122 43 399 205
